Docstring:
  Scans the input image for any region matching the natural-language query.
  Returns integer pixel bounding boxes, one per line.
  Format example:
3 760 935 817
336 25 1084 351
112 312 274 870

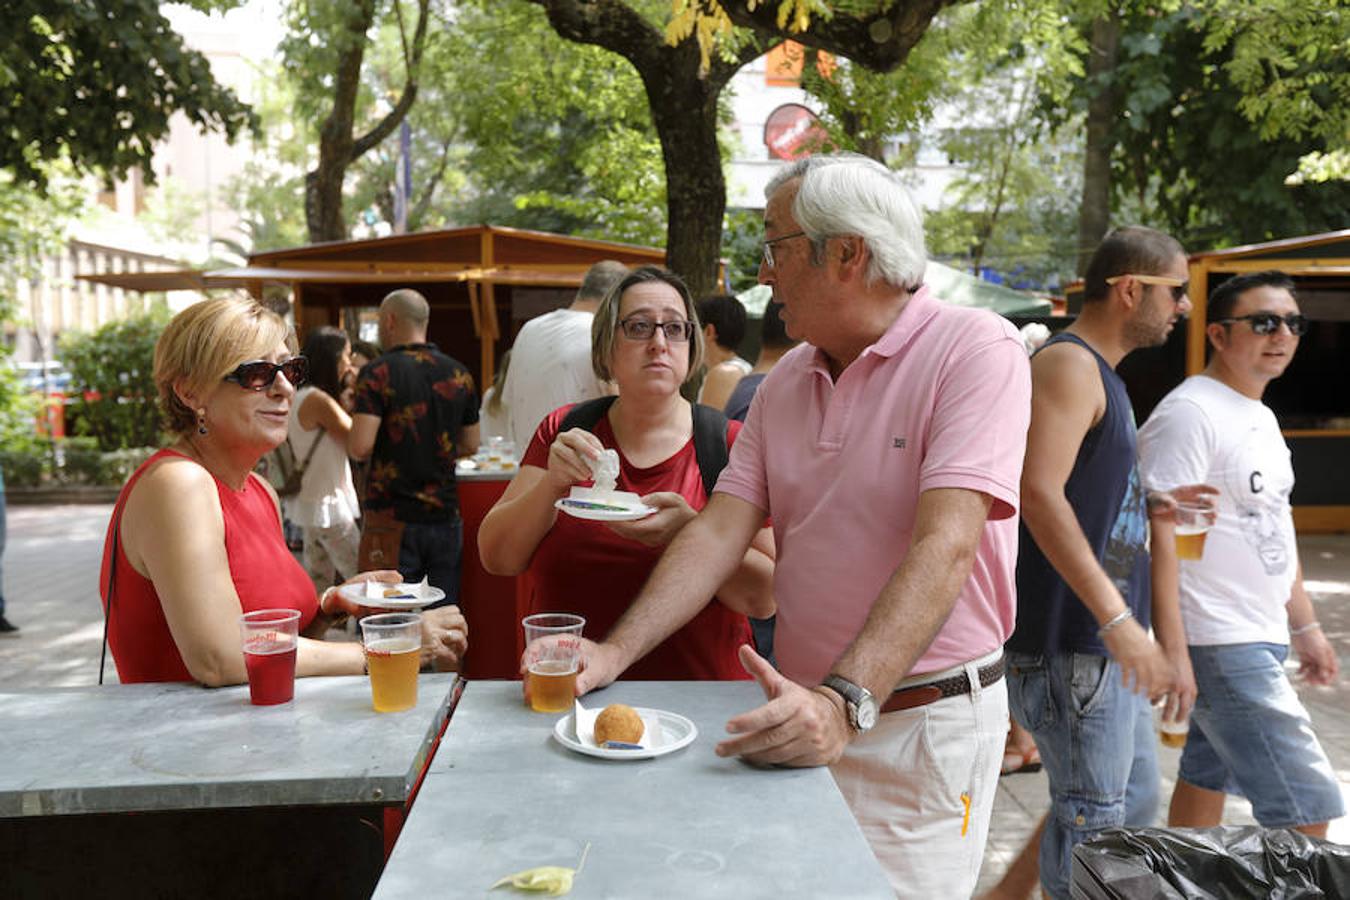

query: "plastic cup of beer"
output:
522 613 585 713
239 609 301 706
1174 501 1217 561
361 612 422 712
1154 702 1189 749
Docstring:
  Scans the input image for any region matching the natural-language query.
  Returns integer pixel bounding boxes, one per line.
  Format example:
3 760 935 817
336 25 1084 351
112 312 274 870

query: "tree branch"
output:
718 0 961 72
351 0 432 161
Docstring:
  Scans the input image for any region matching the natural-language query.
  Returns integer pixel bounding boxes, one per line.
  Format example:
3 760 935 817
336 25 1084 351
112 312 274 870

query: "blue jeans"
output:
398 518 462 610
1181 642 1345 827
1007 651 1159 900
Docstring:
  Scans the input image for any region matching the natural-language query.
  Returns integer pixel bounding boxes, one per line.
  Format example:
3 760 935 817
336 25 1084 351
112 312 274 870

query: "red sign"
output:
763 104 832 161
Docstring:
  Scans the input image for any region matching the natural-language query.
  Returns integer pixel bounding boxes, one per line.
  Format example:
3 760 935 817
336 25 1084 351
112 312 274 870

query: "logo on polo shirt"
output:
893 437 907 449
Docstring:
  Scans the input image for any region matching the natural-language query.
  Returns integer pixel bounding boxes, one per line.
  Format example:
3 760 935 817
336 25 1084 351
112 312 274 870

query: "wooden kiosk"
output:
212 224 669 391
1185 231 1350 532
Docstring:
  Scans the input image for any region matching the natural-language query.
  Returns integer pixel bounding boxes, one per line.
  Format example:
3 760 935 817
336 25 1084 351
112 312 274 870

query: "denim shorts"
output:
1007 651 1158 900
1181 642 1345 827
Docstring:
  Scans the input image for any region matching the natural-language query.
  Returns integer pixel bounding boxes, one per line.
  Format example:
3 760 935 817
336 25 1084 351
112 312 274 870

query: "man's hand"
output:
420 605 468 672
1100 617 1174 700
714 645 853 767
1293 628 1340 686
1146 484 1220 519
519 636 620 704
605 492 695 547
1160 648 1197 723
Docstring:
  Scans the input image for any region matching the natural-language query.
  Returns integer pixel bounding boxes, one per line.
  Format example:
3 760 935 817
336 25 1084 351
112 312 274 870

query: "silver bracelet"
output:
1290 621 1322 637
1097 608 1134 638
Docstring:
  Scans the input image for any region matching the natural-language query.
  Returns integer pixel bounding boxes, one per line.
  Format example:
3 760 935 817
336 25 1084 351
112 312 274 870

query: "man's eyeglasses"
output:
223 357 309 391
1217 312 1309 337
762 231 807 268
618 317 695 343
1105 273 1189 303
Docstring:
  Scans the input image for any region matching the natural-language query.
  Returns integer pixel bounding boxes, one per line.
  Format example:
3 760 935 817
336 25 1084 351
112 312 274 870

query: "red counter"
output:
456 472 528 679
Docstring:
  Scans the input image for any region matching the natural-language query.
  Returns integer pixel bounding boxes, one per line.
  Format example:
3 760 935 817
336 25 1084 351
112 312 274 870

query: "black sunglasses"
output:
1217 313 1308 337
223 357 309 391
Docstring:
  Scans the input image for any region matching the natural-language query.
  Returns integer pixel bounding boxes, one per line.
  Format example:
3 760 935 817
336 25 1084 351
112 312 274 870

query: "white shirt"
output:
286 387 361 530
1138 374 1296 645
500 308 609 447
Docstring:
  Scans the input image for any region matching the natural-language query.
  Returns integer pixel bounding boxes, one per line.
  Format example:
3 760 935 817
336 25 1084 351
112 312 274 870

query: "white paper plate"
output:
553 707 698 760
553 497 657 522
336 582 445 610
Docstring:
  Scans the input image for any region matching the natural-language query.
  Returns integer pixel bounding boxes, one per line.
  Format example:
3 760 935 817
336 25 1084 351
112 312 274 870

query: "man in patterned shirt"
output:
349 289 479 608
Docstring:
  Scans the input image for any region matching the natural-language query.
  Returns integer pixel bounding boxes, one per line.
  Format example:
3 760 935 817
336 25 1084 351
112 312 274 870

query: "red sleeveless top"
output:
100 449 318 683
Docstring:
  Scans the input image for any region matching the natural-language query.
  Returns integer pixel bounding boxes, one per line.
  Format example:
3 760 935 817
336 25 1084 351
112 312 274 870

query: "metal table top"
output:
0 674 458 817
374 680 892 899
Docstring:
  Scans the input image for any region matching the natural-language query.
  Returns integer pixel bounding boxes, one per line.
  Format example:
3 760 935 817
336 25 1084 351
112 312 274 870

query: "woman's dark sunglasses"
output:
223 357 309 391
1217 313 1308 337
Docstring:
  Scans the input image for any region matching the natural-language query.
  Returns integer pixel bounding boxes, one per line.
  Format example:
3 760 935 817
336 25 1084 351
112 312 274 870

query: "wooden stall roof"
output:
246 223 667 270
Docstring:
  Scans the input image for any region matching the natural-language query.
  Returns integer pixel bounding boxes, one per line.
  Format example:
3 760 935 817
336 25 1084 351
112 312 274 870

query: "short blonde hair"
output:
591 266 704 385
155 297 294 434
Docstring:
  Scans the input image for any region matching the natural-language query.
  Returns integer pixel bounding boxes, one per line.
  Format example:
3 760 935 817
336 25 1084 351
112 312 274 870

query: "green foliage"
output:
57 437 155 485
59 309 171 451
443 1 668 243
1102 5 1349 248
0 167 85 313
3 0 256 188
722 208 767 292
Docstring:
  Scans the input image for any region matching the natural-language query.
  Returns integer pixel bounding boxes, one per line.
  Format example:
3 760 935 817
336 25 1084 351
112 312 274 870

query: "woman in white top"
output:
287 326 361 590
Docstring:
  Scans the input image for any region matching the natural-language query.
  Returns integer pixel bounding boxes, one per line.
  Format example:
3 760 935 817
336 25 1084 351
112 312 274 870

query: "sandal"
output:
1000 745 1042 776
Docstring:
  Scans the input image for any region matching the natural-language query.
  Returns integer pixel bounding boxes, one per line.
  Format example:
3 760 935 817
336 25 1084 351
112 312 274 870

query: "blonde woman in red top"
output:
100 297 466 684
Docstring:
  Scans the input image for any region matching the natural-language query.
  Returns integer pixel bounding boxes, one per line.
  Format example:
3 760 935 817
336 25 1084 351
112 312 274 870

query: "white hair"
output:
766 154 926 289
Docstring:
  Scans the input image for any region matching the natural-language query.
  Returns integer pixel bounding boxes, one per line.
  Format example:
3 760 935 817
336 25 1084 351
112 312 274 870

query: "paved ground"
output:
3 502 1347 893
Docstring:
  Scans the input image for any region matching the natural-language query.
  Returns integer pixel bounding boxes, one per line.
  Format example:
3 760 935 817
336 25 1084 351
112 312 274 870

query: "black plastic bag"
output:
1071 825 1350 899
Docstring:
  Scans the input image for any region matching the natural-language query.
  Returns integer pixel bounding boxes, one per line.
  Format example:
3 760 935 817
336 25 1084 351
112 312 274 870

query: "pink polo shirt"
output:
716 286 1031 686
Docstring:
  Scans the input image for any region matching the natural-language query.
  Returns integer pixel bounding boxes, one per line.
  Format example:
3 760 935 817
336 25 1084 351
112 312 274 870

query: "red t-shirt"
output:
100 449 318 683
522 405 752 680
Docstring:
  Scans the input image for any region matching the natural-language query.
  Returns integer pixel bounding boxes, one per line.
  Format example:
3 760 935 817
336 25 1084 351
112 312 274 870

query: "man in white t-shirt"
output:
500 260 628 447
1138 270 1343 838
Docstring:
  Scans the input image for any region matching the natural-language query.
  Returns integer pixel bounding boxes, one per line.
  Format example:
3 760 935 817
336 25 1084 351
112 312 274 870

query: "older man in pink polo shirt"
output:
578 154 1031 896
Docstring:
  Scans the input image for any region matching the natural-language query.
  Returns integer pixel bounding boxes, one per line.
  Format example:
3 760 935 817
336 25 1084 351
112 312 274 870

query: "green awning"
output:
921 261 1052 316
737 261 1051 318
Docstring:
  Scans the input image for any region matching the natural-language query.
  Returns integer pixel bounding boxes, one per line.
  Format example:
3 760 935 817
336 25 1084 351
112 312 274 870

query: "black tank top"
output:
1007 333 1150 656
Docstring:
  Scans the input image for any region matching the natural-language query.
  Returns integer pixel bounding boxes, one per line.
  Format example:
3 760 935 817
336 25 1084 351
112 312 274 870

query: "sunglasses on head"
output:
223 357 308 391
1217 312 1308 337
1105 273 1189 303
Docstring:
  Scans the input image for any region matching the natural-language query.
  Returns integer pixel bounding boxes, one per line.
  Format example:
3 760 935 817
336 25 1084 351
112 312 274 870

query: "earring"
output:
197 410 208 436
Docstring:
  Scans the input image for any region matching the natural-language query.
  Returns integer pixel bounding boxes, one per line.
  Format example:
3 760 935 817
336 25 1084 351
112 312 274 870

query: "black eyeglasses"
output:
223 357 309 391
1217 312 1308 337
618 317 695 342
762 231 807 268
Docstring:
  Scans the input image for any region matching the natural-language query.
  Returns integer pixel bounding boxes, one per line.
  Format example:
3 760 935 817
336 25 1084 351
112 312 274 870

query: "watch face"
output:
856 698 879 731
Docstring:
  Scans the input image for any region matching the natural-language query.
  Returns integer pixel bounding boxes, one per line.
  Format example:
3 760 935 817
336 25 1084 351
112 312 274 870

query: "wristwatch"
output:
821 674 879 734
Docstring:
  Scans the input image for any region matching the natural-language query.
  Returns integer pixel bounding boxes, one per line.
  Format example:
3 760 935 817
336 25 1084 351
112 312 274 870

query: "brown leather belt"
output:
880 656 1006 714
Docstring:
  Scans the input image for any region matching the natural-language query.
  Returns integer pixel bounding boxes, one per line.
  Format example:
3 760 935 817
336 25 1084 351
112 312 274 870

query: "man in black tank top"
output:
991 227 1198 900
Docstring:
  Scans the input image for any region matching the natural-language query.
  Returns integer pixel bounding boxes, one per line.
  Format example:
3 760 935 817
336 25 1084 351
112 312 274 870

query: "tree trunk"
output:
645 61 726 299
305 0 375 243
1076 11 1120 275
305 0 429 244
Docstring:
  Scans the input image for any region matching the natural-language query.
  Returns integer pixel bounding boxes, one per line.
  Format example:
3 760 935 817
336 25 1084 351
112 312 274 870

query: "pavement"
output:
2 502 1347 893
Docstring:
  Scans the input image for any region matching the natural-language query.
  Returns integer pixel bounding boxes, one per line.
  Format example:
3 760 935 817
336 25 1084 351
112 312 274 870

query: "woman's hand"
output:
606 492 696 547
420 606 469 672
544 428 606 495
320 569 401 618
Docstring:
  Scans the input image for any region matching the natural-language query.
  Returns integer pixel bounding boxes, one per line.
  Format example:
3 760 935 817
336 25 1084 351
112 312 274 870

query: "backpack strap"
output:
690 402 730 498
295 426 326 477
558 395 617 434
560 396 729 498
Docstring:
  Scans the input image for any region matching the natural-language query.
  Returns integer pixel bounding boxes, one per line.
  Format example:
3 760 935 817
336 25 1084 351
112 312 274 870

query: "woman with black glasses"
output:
99 298 466 684
479 266 774 681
